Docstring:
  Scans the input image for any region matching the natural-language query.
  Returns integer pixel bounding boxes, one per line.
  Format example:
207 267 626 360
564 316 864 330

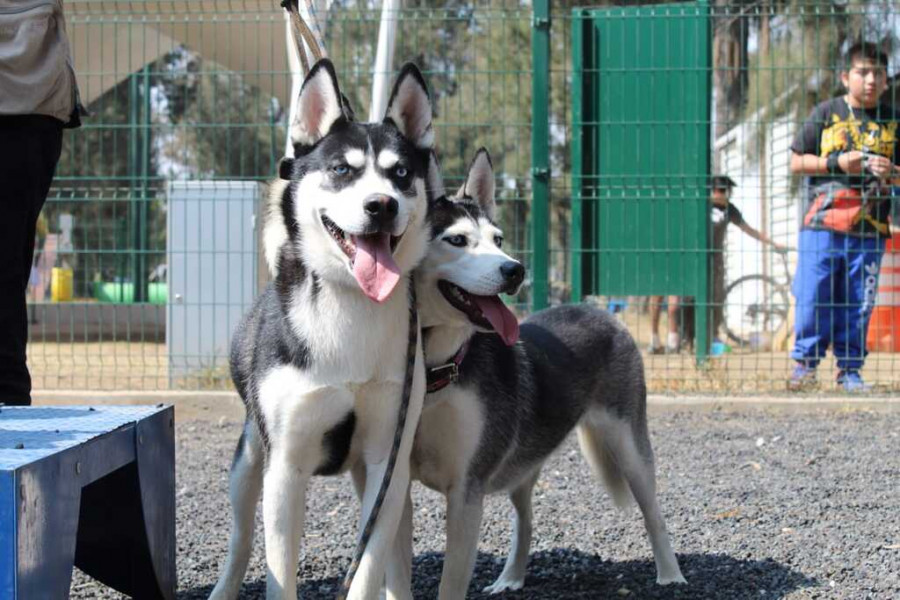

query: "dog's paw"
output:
483 577 525 595
657 573 687 585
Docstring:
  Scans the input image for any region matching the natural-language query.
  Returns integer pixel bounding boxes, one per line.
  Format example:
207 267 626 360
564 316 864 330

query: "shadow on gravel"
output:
177 549 816 599
461 549 817 600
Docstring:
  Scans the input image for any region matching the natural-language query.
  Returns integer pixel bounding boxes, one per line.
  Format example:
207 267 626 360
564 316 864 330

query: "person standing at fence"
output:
788 42 900 392
0 0 83 405
648 175 787 354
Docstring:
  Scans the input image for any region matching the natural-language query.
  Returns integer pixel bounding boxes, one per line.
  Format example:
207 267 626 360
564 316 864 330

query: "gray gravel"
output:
71 407 900 599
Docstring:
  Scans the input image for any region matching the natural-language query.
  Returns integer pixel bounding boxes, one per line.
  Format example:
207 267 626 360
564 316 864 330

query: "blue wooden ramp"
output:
0 405 175 599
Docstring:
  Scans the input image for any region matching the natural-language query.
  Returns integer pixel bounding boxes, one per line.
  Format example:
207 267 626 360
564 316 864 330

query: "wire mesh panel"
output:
23 1 900 394
27 0 535 390
563 0 900 394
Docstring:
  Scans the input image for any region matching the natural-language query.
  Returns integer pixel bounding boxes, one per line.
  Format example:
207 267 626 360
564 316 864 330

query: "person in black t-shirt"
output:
788 42 900 392
648 176 787 354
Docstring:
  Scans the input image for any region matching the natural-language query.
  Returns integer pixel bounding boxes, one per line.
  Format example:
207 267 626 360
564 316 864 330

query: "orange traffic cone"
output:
867 233 900 352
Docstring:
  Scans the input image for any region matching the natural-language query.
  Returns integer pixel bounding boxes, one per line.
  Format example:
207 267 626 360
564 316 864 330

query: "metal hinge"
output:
531 167 550 179
532 15 550 30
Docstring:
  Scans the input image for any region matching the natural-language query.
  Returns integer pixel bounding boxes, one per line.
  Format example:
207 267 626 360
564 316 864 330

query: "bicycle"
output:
723 250 793 348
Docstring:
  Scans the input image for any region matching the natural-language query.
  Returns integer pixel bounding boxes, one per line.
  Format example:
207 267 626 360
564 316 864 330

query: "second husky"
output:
398 150 686 598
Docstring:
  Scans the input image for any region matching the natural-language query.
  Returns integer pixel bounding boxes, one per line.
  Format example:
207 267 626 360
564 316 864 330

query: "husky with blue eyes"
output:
208 59 437 600
382 150 686 599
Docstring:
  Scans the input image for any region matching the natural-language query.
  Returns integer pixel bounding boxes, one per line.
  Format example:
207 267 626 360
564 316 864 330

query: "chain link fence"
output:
27 0 900 394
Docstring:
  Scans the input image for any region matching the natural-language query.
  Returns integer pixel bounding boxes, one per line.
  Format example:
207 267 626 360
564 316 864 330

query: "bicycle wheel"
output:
723 275 790 347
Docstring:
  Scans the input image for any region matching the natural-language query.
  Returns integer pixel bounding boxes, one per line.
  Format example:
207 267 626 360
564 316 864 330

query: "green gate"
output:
571 1 712 361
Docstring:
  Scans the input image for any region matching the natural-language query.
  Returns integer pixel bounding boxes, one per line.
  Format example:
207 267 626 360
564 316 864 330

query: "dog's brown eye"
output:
445 235 466 247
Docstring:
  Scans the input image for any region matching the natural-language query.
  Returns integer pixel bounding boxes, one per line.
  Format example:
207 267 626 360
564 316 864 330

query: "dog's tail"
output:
576 410 637 510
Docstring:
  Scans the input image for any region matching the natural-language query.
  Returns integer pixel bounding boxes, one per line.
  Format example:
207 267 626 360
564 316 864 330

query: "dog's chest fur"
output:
230 271 413 475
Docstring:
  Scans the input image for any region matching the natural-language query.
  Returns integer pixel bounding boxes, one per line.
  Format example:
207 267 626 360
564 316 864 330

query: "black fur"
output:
457 304 650 495
314 411 357 476
428 197 487 239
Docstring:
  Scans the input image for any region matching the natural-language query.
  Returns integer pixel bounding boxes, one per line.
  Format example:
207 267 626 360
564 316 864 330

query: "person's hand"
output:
863 154 895 179
838 151 866 174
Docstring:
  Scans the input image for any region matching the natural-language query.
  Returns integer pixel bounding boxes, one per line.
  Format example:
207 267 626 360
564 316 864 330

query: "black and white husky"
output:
208 59 437 600
393 150 686 599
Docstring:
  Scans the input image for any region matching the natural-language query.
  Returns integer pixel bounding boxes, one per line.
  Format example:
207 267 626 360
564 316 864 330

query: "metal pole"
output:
137 64 151 303
530 0 550 312
369 0 399 122
570 11 584 303
129 72 139 303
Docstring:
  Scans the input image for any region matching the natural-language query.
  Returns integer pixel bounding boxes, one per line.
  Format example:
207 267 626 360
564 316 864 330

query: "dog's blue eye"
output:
395 166 408 178
445 235 467 247
333 164 350 176
494 236 503 248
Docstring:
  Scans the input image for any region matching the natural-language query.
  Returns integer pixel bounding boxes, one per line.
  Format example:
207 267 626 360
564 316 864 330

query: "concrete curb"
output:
31 389 900 420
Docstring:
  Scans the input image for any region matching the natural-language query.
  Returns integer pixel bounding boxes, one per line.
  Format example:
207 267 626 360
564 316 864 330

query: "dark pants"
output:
0 116 63 405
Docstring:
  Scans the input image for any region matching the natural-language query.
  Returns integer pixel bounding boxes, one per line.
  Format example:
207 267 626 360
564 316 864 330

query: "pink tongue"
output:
352 233 400 302
473 295 520 345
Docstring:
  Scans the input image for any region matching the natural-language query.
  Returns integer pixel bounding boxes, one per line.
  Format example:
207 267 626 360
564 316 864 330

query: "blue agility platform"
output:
0 405 175 599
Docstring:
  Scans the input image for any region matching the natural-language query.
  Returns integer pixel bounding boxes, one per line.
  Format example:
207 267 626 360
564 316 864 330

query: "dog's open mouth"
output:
321 214 403 303
321 215 402 261
438 280 519 345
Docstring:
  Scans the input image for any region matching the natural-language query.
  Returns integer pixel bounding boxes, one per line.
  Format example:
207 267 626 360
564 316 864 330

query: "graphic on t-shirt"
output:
820 113 898 158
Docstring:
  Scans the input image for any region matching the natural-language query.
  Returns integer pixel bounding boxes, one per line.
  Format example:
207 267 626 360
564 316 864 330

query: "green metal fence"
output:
27 1 900 394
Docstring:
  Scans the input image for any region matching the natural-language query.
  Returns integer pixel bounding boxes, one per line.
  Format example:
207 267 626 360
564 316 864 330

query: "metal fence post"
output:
530 0 550 312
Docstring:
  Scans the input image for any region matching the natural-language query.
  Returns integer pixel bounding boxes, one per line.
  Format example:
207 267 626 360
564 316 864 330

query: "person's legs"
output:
833 234 885 375
710 254 726 342
0 117 63 405
791 230 841 375
666 295 681 350
648 296 663 352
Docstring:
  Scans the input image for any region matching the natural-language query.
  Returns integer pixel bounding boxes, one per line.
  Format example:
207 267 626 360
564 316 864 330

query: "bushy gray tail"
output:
576 412 635 510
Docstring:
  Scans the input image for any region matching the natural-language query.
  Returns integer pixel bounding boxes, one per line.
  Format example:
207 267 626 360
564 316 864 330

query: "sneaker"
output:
647 343 665 355
788 363 816 391
837 370 870 393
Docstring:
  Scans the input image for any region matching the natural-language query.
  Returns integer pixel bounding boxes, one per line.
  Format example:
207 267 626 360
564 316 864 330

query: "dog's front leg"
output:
437 489 485 600
262 453 310 600
351 465 414 600
385 485 414 600
348 345 425 600
209 422 265 600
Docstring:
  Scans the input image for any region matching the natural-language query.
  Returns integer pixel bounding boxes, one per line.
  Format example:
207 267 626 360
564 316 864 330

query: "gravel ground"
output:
70 407 900 599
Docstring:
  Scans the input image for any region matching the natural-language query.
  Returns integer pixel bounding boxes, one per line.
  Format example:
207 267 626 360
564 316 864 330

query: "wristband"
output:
826 154 842 174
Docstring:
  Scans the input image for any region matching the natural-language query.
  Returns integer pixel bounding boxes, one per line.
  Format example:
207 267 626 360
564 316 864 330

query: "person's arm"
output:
790 151 868 176
737 222 789 252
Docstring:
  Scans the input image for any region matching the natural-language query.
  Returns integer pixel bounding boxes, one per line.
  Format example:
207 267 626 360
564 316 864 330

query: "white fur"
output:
377 149 401 170
263 179 290 277
345 148 366 168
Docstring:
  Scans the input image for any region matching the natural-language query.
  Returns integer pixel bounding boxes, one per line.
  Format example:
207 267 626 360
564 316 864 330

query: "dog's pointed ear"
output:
290 59 347 148
384 63 434 149
458 148 496 220
426 151 446 201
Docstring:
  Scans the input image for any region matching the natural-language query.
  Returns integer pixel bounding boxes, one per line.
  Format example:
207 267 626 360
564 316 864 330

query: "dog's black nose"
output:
364 195 399 220
500 261 525 291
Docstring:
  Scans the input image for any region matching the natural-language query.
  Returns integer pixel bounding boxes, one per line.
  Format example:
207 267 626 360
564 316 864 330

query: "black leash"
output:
337 278 418 600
